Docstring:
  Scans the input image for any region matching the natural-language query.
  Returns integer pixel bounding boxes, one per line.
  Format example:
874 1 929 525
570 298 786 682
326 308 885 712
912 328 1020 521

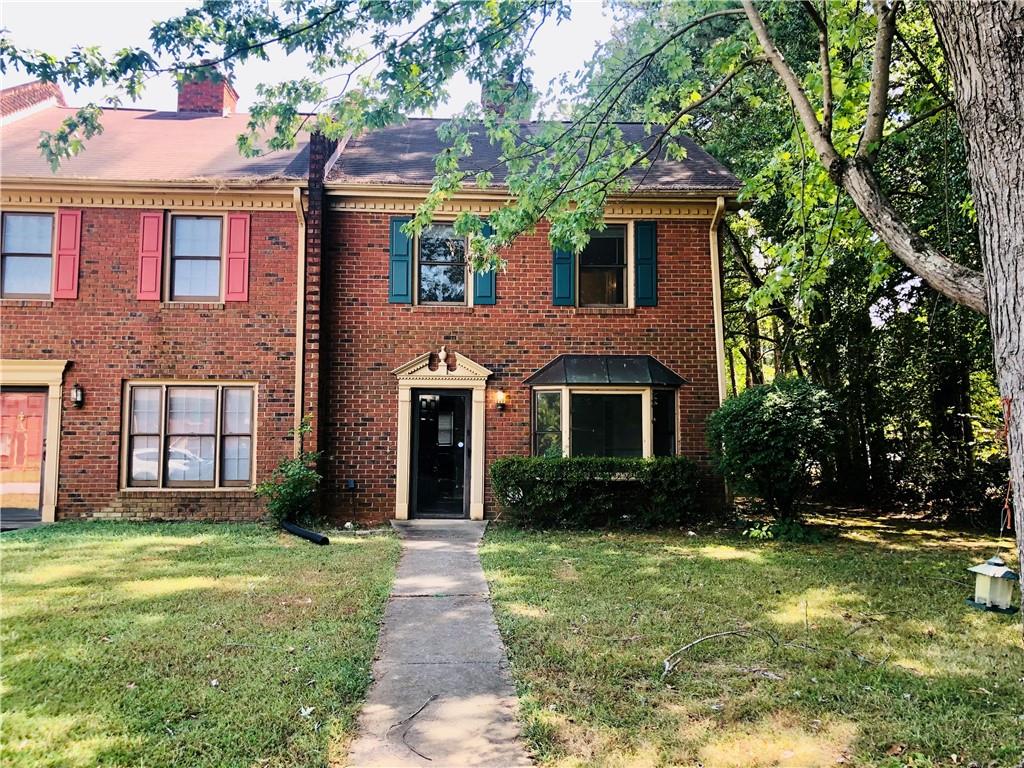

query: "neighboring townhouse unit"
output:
0 78 309 525
0 78 740 526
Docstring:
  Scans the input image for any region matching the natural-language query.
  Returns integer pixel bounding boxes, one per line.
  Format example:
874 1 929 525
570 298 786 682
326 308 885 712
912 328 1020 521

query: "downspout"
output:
293 185 306 457
709 196 728 404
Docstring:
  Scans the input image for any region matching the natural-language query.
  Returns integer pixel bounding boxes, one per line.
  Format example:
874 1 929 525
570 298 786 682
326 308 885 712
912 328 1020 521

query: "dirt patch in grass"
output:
0 522 399 768
481 512 1022 768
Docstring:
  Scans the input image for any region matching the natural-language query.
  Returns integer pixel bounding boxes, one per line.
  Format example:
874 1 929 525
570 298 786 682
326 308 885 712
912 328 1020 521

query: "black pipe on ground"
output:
282 520 330 545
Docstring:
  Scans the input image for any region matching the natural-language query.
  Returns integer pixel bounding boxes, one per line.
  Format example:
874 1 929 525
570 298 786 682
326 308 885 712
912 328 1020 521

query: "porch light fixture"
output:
71 383 85 408
495 390 507 412
966 555 1019 614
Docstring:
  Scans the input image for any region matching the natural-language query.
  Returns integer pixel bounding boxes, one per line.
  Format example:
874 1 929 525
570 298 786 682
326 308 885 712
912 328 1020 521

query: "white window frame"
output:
575 220 635 309
164 213 227 303
531 384 681 459
413 221 474 307
120 379 258 491
0 210 55 301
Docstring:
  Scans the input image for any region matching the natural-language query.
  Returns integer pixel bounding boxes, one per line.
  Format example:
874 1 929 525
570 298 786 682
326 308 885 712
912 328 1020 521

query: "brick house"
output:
0 79 739 526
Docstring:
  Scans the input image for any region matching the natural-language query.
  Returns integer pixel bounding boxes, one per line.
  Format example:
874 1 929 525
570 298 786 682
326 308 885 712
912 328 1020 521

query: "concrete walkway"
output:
347 520 532 767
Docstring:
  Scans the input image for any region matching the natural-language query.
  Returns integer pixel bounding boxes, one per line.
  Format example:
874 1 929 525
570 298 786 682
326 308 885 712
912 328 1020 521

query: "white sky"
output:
0 0 614 116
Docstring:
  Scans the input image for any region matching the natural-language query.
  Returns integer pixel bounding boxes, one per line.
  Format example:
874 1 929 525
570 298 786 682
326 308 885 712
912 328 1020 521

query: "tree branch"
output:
741 0 986 315
858 0 901 160
801 0 833 139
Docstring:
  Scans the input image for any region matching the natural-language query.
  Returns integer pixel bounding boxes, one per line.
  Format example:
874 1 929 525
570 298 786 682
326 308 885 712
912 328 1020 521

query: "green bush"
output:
707 377 838 517
255 417 322 526
489 456 704 529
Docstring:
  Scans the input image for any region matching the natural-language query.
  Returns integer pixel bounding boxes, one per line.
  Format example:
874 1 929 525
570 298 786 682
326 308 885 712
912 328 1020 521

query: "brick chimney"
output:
177 68 239 115
1 80 66 120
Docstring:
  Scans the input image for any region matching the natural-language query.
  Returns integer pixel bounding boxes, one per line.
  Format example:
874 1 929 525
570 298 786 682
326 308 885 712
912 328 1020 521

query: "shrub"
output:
489 455 703 529
707 377 838 517
255 417 322 526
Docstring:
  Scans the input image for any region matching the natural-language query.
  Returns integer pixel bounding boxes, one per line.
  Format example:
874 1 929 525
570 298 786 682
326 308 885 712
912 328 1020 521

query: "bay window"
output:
125 382 254 488
531 387 678 459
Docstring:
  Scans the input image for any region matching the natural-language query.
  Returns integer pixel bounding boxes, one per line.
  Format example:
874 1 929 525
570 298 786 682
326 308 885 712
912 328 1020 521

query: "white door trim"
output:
392 349 491 520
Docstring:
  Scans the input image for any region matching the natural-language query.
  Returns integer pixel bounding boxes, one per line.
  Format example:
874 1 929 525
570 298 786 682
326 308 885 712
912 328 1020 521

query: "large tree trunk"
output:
931 1 1024 588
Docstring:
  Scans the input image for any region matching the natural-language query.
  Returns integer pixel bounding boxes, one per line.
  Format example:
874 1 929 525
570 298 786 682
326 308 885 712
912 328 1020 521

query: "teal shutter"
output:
473 221 496 305
388 217 413 303
552 248 575 306
634 221 657 306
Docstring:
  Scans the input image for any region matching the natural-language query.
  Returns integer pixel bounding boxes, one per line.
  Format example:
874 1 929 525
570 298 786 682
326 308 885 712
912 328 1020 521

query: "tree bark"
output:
931 1 1024 597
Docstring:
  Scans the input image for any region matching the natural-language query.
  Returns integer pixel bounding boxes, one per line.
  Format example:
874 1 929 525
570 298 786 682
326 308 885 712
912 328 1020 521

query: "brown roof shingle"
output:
1 105 309 182
328 118 740 193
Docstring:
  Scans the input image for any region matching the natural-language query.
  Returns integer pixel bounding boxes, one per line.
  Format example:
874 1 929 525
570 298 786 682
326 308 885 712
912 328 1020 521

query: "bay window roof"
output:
523 355 686 387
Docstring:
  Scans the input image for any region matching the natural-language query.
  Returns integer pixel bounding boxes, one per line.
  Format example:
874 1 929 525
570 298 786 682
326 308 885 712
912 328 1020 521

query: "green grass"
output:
0 522 399 768
481 514 1023 768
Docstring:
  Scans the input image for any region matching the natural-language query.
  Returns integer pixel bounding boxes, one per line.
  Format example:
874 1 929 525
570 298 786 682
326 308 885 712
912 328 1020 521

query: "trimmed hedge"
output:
489 456 704 529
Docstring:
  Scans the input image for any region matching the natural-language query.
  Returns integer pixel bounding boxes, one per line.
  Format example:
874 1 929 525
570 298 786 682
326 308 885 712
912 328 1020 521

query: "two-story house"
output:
0 77 739 527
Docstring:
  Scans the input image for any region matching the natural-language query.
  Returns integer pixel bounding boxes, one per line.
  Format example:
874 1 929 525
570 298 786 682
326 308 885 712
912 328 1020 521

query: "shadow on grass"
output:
481 513 1023 768
0 521 400 768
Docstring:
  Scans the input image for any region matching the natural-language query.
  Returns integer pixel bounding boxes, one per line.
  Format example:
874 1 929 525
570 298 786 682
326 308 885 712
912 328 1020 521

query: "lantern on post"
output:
966 556 1019 614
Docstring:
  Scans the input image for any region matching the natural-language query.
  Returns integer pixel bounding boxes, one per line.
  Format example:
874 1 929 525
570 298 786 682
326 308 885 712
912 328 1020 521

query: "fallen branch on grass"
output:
661 627 779 680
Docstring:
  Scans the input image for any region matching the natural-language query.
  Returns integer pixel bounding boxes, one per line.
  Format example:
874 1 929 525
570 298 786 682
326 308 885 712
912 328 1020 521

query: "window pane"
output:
173 217 222 257
579 267 624 306
222 436 251 482
3 214 52 254
571 394 642 458
580 226 626 267
653 389 677 457
2 255 52 296
534 431 562 458
419 225 466 263
222 388 252 434
534 391 561 433
418 264 466 303
166 436 215 482
437 411 454 446
131 387 161 434
167 388 216 434
130 436 160 483
172 258 220 299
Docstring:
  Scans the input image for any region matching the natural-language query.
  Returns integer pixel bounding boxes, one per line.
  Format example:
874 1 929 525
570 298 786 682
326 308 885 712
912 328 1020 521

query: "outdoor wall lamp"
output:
71 383 85 408
495 390 507 412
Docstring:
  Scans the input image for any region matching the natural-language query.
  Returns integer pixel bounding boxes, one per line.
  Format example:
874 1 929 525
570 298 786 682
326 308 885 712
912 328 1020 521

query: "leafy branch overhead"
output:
0 0 986 314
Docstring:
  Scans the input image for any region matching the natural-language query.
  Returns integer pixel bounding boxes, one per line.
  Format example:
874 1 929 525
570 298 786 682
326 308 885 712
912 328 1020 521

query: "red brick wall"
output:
322 212 721 522
176 79 239 114
0 208 299 521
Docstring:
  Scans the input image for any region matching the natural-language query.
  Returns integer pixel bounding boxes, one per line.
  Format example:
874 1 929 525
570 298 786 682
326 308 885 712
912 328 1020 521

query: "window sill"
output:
0 299 53 308
120 487 253 495
412 304 475 313
161 301 226 310
574 306 635 316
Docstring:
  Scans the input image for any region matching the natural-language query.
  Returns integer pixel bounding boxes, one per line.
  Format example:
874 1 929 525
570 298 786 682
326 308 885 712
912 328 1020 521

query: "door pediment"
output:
392 348 492 385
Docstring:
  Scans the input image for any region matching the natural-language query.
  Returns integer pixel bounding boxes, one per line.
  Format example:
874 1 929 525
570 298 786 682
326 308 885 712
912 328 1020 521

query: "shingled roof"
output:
328 118 740 193
1 105 309 183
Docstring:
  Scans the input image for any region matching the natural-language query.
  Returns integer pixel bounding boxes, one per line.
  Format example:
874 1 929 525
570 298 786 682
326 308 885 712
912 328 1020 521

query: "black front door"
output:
411 390 470 518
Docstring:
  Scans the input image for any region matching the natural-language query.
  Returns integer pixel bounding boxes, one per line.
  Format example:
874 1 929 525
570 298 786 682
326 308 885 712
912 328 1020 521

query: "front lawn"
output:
0 522 399 768
481 514 1023 767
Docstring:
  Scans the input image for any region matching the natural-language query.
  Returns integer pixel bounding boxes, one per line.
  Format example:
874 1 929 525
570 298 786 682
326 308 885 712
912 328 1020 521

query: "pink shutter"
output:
224 213 250 302
136 212 164 300
52 209 82 299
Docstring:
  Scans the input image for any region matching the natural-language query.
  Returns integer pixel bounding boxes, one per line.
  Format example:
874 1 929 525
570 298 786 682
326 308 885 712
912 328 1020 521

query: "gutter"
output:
709 196 728 404
293 186 306 456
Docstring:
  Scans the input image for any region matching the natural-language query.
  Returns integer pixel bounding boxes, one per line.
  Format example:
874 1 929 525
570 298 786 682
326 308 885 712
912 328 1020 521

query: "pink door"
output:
0 390 47 520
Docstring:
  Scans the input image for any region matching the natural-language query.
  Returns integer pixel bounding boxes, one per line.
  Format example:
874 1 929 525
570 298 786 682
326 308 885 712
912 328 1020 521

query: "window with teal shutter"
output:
552 248 575 306
473 221 496 305
634 221 657 306
388 217 413 303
